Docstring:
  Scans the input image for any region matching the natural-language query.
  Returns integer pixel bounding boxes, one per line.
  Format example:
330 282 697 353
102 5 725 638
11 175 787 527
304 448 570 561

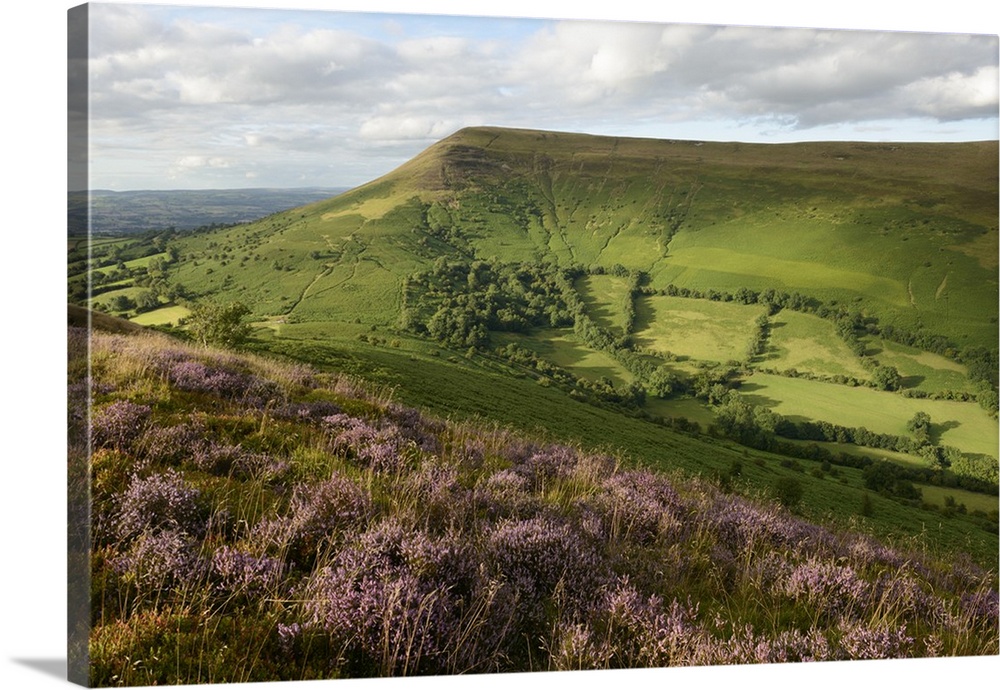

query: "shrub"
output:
772 477 804 510
114 469 204 542
91 400 152 453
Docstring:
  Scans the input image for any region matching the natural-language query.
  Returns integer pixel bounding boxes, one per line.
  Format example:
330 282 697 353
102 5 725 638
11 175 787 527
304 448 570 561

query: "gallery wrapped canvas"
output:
68 2 998 687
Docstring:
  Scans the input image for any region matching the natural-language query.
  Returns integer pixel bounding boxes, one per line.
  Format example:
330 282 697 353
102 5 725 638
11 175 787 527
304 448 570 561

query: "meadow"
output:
742 373 998 458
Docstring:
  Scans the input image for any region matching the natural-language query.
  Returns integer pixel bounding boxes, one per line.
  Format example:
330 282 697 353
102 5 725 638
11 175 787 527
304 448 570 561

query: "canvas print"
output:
67 2 999 687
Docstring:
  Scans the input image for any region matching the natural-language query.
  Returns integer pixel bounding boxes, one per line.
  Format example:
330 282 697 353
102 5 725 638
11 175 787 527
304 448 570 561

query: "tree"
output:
187 302 253 348
906 411 932 444
135 290 160 313
872 365 902 391
772 477 804 510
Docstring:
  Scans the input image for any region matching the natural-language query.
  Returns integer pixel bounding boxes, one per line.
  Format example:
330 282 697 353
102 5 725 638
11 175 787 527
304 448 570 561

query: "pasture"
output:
863 337 974 394
575 274 634 335
494 328 635 387
765 310 870 379
634 295 766 363
742 372 998 458
129 304 191 326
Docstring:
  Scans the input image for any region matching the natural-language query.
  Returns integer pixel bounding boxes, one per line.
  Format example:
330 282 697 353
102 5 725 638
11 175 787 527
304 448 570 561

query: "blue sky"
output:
79 1 1000 190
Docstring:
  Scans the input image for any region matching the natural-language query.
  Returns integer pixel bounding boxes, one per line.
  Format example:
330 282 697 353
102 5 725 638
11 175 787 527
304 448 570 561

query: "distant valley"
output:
67 186 348 235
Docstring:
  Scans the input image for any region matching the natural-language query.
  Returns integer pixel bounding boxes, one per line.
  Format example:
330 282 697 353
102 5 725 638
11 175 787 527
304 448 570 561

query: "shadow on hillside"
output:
930 419 961 446
736 382 781 409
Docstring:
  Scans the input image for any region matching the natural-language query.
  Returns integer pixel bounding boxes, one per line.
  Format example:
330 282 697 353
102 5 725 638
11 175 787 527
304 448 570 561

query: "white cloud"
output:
83 4 998 189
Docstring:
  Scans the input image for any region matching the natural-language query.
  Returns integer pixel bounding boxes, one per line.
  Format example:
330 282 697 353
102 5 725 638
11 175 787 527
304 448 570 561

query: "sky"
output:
76 0 1000 190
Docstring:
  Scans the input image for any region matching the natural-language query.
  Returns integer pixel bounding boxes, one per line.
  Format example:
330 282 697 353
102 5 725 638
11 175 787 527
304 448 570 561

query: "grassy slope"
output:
249 328 998 567
75 325 998 685
69 127 997 561
166 128 998 351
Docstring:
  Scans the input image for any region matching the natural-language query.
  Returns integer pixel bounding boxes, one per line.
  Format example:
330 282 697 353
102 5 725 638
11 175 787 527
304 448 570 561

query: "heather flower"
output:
547 621 613 670
598 579 703 667
325 414 416 474
255 474 372 566
959 588 1000 629
517 445 580 488
475 469 537 519
111 528 205 592
299 520 492 675
167 359 281 406
782 558 870 619
835 621 915 660
114 469 204 542
593 470 684 545
271 399 342 423
91 400 152 452
869 569 942 623
406 460 474 531
210 546 285 599
487 515 608 619
276 623 302 655
138 422 205 466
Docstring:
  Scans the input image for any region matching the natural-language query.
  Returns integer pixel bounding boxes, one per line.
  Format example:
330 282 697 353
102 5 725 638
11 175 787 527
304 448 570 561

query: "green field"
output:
864 337 975 394
129 304 191 326
634 295 766 363
575 274 634 335
742 372 998 458
495 328 634 387
764 310 870 379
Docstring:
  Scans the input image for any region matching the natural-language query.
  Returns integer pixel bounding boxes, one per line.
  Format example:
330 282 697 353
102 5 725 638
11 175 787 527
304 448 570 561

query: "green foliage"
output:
871 365 903 391
906 411 932 444
187 302 253 348
772 476 804 510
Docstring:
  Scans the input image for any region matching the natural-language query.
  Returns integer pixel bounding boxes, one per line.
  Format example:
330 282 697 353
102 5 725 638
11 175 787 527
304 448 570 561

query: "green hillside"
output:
68 127 999 560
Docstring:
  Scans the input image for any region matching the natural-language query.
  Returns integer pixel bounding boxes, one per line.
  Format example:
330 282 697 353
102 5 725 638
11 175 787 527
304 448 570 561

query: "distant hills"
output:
67 187 348 236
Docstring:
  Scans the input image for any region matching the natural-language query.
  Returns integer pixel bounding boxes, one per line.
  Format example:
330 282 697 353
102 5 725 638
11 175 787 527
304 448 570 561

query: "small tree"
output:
906 411 932 444
772 476 804 511
187 302 252 348
872 365 903 391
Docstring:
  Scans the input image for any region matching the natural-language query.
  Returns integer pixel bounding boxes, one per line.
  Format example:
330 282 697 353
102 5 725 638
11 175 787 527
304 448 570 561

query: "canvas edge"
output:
67 3 92 687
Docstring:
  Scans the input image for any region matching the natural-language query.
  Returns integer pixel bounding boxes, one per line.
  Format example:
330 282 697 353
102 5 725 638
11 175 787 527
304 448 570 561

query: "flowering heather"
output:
210 546 285 600
299 520 498 675
91 400 152 453
114 469 204 542
835 621 915 660
781 559 871 620
324 414 416 474
405 460 475 531
111 528 205 592
255 474 372 566
592 470 685 545
517 444 580 488
79 328 1000 684
487 515 609 619
166 359 281 406
138 422 206 466
475 468 539 520
271 399 342 423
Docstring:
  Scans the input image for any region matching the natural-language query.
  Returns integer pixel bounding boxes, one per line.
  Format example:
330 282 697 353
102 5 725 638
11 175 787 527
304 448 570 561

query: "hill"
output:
67 127 998 570
158 126 997 346
70 323 998 683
